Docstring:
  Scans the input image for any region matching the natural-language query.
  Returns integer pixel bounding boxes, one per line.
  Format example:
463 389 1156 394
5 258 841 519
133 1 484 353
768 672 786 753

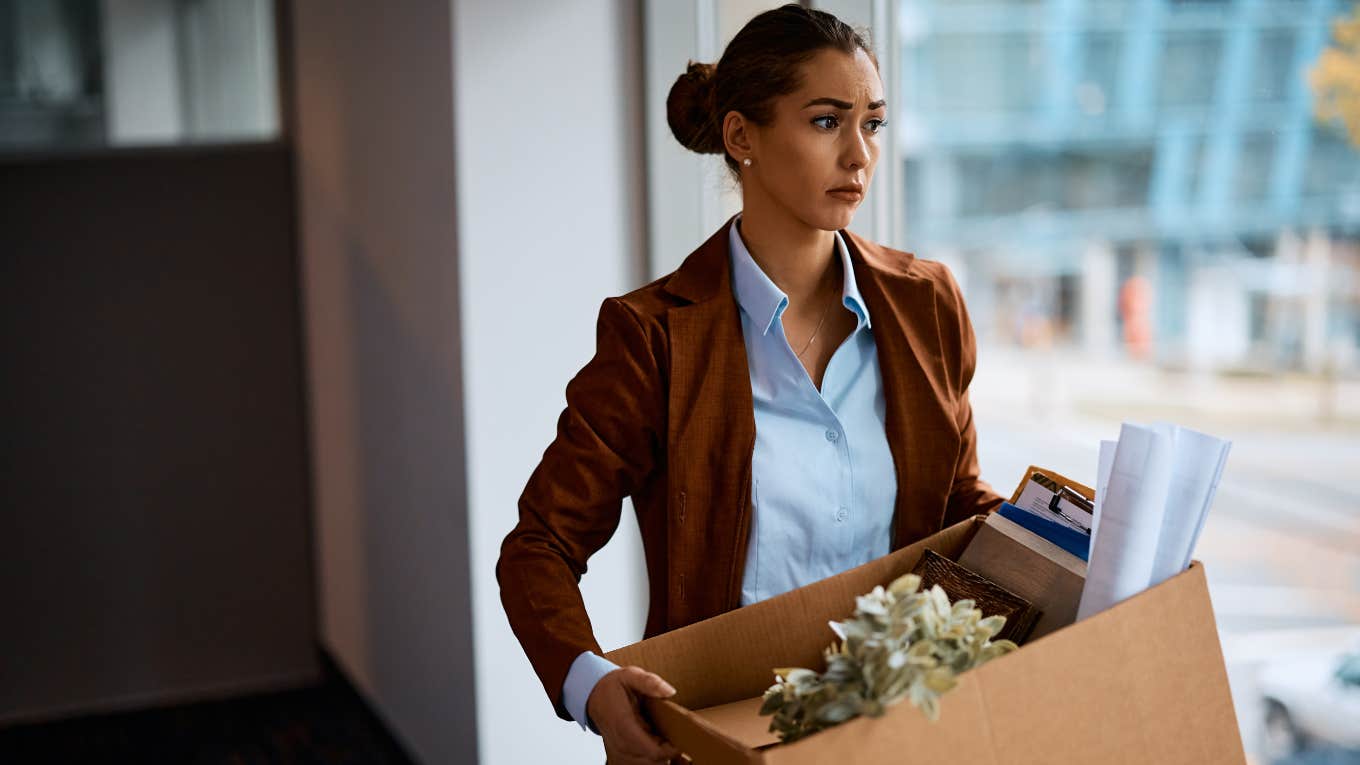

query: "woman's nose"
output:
843 129 870 170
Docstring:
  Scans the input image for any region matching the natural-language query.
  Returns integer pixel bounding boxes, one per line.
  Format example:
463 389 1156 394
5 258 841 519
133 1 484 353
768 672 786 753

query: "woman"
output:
497 5 1004 763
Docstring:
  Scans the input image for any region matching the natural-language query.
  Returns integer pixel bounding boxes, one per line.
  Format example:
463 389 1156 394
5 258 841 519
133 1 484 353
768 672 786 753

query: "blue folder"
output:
996 502 1091 561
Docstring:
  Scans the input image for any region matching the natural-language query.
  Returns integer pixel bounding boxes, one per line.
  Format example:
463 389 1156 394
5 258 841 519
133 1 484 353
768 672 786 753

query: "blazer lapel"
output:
842 230 961 549
660 217 757 622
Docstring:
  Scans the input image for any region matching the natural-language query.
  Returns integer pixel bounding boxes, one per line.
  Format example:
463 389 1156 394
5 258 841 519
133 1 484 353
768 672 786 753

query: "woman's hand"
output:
587 665 684 764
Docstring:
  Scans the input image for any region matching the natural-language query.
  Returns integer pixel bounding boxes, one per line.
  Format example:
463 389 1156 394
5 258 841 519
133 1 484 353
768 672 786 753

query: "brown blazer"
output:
497 214 1005 721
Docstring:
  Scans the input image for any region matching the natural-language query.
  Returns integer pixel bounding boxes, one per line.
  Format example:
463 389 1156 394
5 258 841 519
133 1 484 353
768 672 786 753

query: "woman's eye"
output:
812 115 839 130
866 118 888 134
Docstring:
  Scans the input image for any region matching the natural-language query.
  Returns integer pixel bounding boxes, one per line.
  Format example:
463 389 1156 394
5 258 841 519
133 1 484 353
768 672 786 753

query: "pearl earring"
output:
743 158 752 167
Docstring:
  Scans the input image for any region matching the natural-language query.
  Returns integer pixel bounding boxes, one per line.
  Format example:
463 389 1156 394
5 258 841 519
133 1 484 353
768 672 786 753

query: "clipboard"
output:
1009 464 1095 505
1003 465 1096 561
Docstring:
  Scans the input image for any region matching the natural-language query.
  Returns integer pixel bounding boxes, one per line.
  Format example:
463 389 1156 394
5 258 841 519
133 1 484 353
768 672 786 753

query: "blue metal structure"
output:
897 0 1360 368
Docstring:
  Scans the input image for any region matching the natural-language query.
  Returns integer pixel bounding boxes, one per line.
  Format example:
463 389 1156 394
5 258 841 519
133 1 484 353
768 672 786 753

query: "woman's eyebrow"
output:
802 97 887 110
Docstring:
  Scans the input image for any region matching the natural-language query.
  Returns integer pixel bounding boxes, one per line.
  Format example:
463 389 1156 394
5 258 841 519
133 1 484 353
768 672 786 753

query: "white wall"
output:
291 2 478 763
452 1 650 763
294 0 649 762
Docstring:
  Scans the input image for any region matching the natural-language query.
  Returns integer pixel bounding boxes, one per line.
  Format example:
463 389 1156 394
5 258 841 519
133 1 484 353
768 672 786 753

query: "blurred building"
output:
897 0 1360 374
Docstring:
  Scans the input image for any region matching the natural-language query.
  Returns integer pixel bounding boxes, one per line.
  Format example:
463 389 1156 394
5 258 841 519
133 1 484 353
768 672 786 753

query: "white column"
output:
1301 228 1332 373
1080 240 1117 355
454 1 649 763
291 2 475 762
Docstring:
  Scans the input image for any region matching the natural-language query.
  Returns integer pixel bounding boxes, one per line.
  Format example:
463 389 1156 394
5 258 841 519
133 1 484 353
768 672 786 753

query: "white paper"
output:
1092 439 1118 549
1183 441 1230 569
1149 423 1232 584
1076 422 1176 621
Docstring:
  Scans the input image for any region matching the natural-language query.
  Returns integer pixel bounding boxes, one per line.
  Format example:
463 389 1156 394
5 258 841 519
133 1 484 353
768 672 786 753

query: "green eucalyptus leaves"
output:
758 572 1019 743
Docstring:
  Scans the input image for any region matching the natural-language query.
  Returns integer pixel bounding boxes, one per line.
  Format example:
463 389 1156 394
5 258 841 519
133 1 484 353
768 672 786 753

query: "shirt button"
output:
835 507 849 522
825 429 839 443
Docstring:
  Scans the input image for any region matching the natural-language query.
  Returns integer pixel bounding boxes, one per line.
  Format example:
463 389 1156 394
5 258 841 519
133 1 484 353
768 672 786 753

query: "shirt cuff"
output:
562 650 620 735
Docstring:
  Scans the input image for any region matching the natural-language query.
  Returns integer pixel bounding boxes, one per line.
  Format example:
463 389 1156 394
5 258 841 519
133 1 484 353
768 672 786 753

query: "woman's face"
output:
740 47 886 232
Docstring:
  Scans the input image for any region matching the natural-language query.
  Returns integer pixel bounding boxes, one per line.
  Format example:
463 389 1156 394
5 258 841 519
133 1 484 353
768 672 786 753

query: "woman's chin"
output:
815 204 858 231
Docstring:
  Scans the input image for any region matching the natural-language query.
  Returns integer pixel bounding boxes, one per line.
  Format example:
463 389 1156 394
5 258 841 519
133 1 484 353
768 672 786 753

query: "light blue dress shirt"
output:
560 212 898 733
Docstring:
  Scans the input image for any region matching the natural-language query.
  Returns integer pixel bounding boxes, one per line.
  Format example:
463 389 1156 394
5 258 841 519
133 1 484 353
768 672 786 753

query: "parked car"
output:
1259 647 1360 762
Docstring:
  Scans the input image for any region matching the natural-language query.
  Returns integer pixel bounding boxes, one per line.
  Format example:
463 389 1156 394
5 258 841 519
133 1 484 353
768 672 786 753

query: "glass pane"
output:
0 0 278 152
1233 132 1274 202
932 32 1046 114
1158 31 1221 110
0 0 104 147
1305 124 1360 198
1252 29 1296 103
894 2 1360 759
1080 32 1121 116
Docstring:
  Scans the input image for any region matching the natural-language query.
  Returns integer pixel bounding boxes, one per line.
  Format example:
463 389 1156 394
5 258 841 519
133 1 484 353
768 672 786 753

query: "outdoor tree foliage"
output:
1312 6 1360 147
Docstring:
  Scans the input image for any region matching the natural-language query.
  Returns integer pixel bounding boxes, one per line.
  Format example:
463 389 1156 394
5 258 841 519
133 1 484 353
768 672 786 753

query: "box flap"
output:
971 560 1245 764
645 698 760 765
606 516 985 711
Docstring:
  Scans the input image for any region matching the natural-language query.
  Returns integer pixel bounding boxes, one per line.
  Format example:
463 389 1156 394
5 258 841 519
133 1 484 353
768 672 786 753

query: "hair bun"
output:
666 61 723 155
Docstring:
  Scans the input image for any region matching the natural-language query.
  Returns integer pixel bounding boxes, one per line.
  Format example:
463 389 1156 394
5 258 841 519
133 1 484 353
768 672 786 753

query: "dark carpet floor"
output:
0 652 415 764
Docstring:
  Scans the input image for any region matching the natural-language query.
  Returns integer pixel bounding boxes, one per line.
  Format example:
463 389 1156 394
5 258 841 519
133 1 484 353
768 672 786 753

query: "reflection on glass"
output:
0 0 278 151
0 1 104 147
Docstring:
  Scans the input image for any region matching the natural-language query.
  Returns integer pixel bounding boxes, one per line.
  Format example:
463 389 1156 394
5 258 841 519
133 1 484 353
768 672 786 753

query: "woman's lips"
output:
828 189 863 202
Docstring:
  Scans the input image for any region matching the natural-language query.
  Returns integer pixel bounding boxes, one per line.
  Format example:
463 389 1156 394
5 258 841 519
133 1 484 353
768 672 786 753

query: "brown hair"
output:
666 4 878 176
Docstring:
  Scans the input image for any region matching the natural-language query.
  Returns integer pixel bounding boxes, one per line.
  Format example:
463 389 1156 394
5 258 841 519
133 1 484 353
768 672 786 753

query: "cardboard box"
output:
606 508 1245 763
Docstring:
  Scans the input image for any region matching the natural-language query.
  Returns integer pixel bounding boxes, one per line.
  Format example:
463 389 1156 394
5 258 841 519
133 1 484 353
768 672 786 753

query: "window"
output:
1251 29 1296 103
0 0 103 148
1233 133 1275 202
876 11 1360 765
0 0 279 151
955 146 1152 217
1304 124 1360 197
1080 32 1122 117
1158 31 1222 110
932 33 1045 114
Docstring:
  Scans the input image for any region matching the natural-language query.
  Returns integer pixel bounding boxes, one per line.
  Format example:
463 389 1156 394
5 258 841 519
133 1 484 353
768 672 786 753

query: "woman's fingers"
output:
602 667 682 763
609 705 680 763
620 665 678 698
622 670 681 760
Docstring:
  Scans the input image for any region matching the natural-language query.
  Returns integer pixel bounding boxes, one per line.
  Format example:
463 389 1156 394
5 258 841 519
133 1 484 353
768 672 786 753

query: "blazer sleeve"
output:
496 296 665 722
937 265 1007 527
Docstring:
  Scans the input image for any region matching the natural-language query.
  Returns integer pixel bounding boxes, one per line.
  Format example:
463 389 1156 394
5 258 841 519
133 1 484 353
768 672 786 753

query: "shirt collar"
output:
728 212 872 336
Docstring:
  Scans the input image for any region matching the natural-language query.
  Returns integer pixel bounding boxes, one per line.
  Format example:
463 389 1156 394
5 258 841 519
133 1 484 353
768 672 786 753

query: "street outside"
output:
970 345 1360 765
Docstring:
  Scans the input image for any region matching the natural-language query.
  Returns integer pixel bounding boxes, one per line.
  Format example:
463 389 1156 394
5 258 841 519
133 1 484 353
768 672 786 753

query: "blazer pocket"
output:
749 478 761 602
668 487 688 616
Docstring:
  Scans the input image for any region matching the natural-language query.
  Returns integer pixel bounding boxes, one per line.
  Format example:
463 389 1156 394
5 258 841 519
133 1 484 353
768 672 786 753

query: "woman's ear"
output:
722 110 755 162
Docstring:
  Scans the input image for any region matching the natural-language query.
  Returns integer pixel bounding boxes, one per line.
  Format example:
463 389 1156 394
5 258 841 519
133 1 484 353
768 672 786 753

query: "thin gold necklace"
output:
794 270 838 360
